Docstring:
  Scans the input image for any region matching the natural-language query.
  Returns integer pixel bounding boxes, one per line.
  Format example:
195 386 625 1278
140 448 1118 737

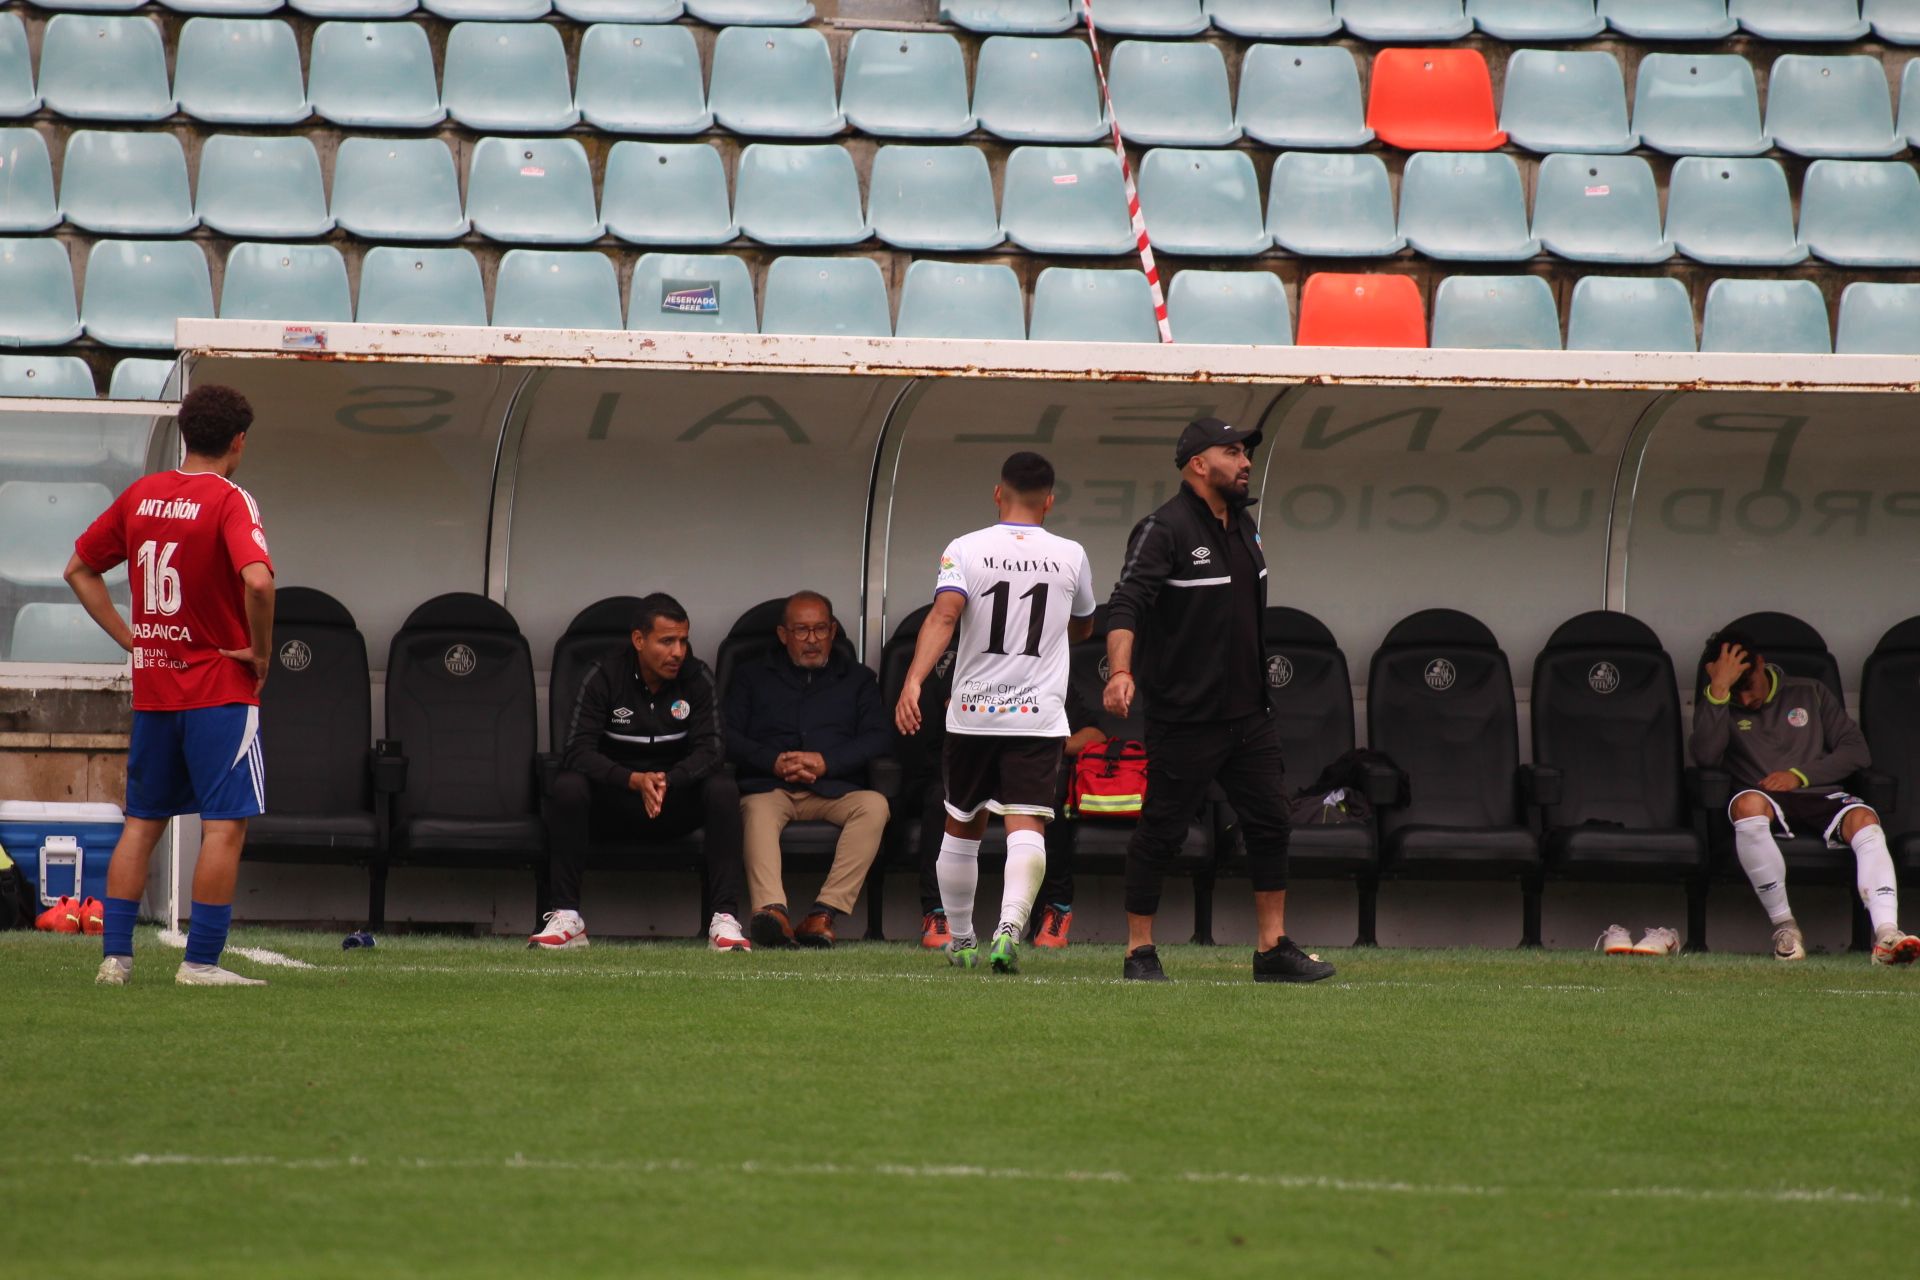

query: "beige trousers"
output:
740 788 889 914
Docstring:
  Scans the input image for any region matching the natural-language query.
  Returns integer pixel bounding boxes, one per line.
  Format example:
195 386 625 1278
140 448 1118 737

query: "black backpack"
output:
0 856 34 930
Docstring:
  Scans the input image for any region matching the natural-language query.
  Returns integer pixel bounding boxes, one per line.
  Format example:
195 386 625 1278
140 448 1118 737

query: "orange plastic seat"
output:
1297 273 1429 347
1365 48 1506 151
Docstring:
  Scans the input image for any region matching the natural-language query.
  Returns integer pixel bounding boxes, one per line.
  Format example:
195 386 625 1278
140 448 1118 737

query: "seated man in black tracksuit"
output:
534 592 751 952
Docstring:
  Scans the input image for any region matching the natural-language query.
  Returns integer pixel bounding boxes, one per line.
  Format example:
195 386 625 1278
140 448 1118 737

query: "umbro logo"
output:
612 707 633 723
1191 546 1213 565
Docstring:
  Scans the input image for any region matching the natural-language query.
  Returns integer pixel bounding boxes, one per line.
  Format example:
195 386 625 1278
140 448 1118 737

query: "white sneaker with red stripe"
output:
529 909 588 951
708 912 751 952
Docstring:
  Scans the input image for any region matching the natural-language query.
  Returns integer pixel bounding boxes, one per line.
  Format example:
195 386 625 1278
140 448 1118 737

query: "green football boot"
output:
947 936 980 969
989 929 1020 975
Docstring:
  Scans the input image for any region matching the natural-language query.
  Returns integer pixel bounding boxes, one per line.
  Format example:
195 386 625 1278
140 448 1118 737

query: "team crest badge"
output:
278 640 311 673
1787 707 1809 728
1098 657 1112 682
670 699 691 720
1424 658 1456 692
1266 655 1293 689
1587 662 1620 695
444 644 477 677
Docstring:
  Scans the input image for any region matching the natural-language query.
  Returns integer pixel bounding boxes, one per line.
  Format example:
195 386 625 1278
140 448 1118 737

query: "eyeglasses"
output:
784 623 833 639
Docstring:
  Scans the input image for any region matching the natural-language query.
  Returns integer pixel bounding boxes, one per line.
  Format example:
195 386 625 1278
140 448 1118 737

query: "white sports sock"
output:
998 829 1048 936
936 834 982 941
1849 822 1900 935
1733 815 1795 925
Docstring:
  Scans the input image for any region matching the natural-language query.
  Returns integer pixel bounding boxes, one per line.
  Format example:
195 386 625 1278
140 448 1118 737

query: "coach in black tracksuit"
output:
1102 417 1335 985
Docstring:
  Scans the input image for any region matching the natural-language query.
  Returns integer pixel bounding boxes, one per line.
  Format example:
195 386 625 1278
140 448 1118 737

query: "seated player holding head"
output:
1691 628 1918 964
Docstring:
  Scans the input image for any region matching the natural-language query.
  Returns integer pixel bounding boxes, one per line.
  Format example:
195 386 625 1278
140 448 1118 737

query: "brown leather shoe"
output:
795 910 836 948
749 905 797 950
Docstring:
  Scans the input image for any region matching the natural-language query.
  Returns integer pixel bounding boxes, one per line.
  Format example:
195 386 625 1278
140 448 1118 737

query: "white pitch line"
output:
151 931 314 970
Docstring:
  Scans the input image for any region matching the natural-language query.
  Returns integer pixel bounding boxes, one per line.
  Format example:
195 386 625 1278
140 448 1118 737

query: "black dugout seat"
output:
1722 610 1843 697
876 602 958 939
714 596 858 694
1862 618 1920 876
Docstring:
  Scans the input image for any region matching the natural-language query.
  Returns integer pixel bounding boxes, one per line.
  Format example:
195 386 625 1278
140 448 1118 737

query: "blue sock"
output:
184 901 233 967
102 896 139 960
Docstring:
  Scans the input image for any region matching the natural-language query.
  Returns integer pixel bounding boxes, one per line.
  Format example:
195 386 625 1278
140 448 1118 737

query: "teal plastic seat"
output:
710 26 842 137
195 135 332 239
1399 152 1539 261
761 256 891 337
1764 55 1899 159
39 16 173 121
293 0 420 16
1633 54 1768 156
939 1 1076 33
220 243 352 322
107 358 177 399
1236 45 1371 149
629 252 757 333
1167 270 1292 345
1700 279 1831 354
1666 157 1807 266
175 18 309 124
1138 149 1270 257
0 15 38 118
424 0 552 19
686 0 814 21
1001 146 1134 254
1800 160 1920 267
896 260 1025 339
1109 40 1238 148
1730 0 1867 40
0 354 94 398
1500 49 1635 155
357 247 487 326
492 250 622 330
445 23 578 132
556 0 681 18
1566 276 1696 352
1030 268 1159 344
975 37 1107 144
1098 0 1207 35
735 143 869 246
576 24 711 134
467 137 603 244
309 22 445 128
1598 0 1732 37
160 0 287 14
1266 151 1403 256
1531 154 1670 264
59 131 196 236
1868 0 1920 44
1431 275 1561 350
842 31 974 139
0 129 59 231
10 604 132 664
1836 283 1920 354
331 137 468 241
1900 60 1920 146
81 239 215 349
603 141 736 246
1206 0 1338 37
869 145 1002 252
1336 0 1471 39
0 482 114 587
1469 0 1601 37
0 239 81 347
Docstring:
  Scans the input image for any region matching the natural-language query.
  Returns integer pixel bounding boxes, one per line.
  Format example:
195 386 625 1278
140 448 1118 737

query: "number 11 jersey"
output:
935 521 1096 738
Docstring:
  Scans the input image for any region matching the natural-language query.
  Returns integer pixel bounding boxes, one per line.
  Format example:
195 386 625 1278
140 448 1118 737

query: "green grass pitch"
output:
3 929 1915 1278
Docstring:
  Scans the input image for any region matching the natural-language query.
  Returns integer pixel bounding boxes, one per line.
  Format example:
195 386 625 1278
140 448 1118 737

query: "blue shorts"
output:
126 705 265 822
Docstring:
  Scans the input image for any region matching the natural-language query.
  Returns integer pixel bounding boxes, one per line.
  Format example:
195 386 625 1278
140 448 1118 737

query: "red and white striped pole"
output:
1080 1 1173 343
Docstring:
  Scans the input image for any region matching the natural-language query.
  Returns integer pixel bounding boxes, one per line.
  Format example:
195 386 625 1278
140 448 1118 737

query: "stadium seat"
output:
423 0 551 19
356 247 487 326
466 137 603 244
491 250 622 330
1367 608 1542 946
1598 0 1733 38
1000 146 1135 255
1030 267 1159 343
760 256 891 337
174 18 308 125
841 31 974 139
1398 152 1539 261
0 130 59 232
80 239 215 349
1901 60 1920 147
38 16 174 121
1764 55 1900 159
685 0 814 21
894 260 1025 339
713 597 859 696
308 21 445 128
974 36 1107 144
195 135 333 239
867 145 1003 252
1108 40 1239 148
1205 0 1339 37
629 251 758 332
0 480 112 587
1868 0 1920 44
1666 158 1806 266
1166 270 1292 345
1862 618 1920 873
575 23 712 135
1366 49 1505 151
106 357 176 399
557 0 681 15
1836 282 1920 354
1337 0 1471 39
9 604 130 664
1699 279 1831 354
1531 154 1671 264
734 143 870 246
1468 0 1602 38
1431 275 1561 349
0 352 93 397
602 142 736 246
1296 272 1426 347
1137 149 1269 257
1632 54 1768 157
0 240 79 348
1730 0 1867 40
58 131 197 236
1498 49 1635 155
0 15 37 119
938 0 1076 34
709 25 843 137
293 0 420 15
1094 0 1207 36
1235 44 1372 149
444 23 578 133
330 138 469 241
1799 160 1920 267
162 0 292 13
1566 276 1696 352
220 243 352 322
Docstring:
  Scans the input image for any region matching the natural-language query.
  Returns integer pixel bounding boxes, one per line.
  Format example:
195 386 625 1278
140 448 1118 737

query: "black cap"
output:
1175 417 1262 469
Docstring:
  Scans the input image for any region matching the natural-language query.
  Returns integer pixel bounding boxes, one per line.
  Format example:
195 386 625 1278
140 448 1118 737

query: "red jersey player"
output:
65 385 276 987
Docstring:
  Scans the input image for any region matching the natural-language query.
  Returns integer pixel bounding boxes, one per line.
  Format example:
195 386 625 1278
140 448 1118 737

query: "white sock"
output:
1849 822 1900 935
1734 815 1795 925
998 829 1048 936
936 834 981 941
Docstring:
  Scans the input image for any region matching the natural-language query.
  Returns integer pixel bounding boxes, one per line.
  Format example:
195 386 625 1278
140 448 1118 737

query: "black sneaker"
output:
1253 935 1336 984
1123 945 1170 983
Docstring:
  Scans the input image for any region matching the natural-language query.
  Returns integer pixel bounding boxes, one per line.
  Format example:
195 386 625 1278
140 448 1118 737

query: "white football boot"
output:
95 956 131 986
707 912 752 952
1771 922 1806 962
1594 924 1634 955
1630 927 1681 956
176 962 267 986
529 909 589 951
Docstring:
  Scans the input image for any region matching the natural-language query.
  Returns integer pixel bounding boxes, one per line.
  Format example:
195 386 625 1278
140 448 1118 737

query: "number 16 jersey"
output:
935 522 1096 738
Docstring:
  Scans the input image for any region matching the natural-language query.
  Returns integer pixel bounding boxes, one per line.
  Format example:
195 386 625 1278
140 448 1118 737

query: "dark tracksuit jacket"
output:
561 645 724 790
1689 670 1870 790
723 650 891 799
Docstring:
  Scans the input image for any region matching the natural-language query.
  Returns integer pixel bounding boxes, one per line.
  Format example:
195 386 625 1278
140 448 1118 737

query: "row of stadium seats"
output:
0 352 171 398
6 0 791 24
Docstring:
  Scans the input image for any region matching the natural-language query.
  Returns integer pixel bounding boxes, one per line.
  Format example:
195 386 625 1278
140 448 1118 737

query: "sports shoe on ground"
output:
78 897 105 936
796 910 835 949
1870 926 1920 966
1772 922 1806 961
707 912 752 952
175 962 265 987
528 909 588 951
750 905 797 950
1032 904 1072 949
1595 923 1634 955
947 935 979 969
920 910 951 949
1123 945 1169 983
35 896 82 934
1630 927 1681 957
95 956 131 986
989 927 1020 974
1253 935 1337 984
